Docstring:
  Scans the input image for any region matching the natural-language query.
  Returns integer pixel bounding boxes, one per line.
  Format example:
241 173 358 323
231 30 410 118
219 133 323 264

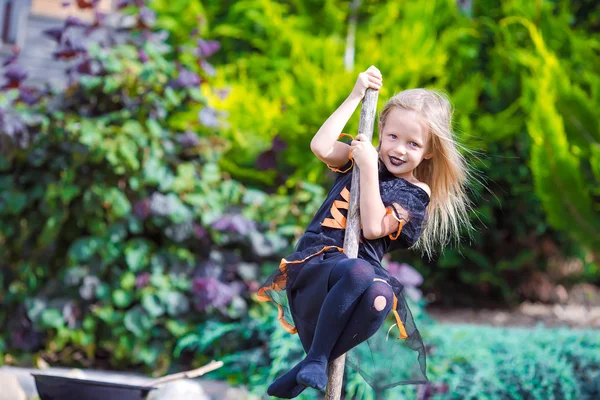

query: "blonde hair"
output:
378 89 473 258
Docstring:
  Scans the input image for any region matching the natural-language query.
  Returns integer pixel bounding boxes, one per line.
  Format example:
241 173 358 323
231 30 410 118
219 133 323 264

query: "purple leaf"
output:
19 88 39 106
136 272 151 289
62 1 72 6
65 16 88 28
75 59 101 75
256 149 276 170
198 107 220 128
211 214 256 235
43 27 65 43
196 39 220 58
4 64 27 84
177 131 199 148
116 0 131 8
138 49 149 63
215 88 230 100
272 135 288 151
173 68 201 88
138 7 156 29
193 223 207 239
388 262 423 287
192 277 234 311
200 60 216 76
133 198 150 219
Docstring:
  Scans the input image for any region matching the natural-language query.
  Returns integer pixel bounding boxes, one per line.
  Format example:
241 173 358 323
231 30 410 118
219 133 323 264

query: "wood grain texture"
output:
325 88 379 399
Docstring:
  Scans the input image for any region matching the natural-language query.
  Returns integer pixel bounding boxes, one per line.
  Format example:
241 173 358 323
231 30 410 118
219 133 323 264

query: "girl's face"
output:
378 107 431 179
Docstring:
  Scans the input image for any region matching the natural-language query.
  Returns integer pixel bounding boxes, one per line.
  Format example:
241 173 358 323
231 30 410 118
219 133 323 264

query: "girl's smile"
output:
379 108 431 179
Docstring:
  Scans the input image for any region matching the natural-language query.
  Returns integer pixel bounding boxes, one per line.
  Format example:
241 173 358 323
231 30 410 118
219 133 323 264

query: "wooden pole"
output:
325 88 379 399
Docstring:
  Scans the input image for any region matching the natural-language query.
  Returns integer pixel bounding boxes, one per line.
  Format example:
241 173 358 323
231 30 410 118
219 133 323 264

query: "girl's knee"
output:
373 295 387 311
366 282 394 313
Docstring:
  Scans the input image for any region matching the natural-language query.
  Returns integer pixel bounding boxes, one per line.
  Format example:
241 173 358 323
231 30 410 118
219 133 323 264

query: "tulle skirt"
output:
257 245 428 390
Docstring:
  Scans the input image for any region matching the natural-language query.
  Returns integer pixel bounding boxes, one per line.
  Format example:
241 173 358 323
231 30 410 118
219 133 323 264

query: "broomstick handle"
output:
149 360 224 386
325 88 379 399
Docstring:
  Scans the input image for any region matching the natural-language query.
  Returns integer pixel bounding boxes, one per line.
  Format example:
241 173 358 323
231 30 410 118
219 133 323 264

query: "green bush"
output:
194 0 599 304
0 2 328 373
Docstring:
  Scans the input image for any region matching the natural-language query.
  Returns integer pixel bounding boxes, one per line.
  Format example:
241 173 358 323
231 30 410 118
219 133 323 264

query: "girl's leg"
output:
329 280 394 360
267 257 374 396
295 258 375 390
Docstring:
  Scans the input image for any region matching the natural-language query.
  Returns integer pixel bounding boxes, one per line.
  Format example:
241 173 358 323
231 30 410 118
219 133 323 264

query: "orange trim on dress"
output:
390 294 409 340
321 186 351 230
257 245 345 334
374 278 409 341
386 206 406 240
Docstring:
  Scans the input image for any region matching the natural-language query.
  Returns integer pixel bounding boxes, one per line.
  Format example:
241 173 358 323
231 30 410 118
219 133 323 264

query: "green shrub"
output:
0 1 325 372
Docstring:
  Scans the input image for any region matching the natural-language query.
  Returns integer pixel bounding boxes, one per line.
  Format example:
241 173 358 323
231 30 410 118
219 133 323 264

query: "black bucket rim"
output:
31 373 157 391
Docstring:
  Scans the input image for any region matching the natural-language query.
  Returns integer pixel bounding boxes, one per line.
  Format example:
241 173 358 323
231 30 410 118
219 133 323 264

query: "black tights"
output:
267 258 394 398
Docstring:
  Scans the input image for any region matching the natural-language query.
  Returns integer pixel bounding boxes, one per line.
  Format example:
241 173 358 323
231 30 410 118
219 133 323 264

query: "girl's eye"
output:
389 134 397 139
409 141 419 147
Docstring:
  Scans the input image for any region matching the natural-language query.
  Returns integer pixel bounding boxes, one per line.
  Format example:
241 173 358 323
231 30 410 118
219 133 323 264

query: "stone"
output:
0 373 27 400
148 379 210 400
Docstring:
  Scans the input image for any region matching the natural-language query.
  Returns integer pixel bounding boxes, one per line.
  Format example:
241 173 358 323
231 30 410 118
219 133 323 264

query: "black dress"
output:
258 159 429 390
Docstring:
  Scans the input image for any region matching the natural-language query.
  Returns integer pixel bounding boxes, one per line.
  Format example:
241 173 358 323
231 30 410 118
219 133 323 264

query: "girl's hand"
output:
351 66 383 100
349 134 378 170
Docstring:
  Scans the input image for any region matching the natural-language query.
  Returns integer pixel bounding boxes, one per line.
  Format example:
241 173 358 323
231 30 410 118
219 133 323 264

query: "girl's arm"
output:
310 66 382 167
359 165 406 240
350 134 408 240
310 94 361 167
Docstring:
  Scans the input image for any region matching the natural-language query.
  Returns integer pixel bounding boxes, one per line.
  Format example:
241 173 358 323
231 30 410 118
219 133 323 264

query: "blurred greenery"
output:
195 0 600 304
0 0 598 398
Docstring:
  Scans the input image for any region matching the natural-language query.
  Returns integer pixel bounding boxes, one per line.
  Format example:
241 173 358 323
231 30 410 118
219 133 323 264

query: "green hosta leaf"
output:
68 237 102 263
123 307 153 338
197 321 237 353
79 75 102 89
159 291 190 317
164 87 181 107
118 139 140 171
142 293 165 318
146 119 163 139
137 345 160 366
173 333 200 357
103 188 132 219
120 271 136 290
172 163 196 192
112 289 133 308
0 192 26 215
103 76 120 94
40 309 64 329
124 239 153 272
201 162 221 184
166 319 190 338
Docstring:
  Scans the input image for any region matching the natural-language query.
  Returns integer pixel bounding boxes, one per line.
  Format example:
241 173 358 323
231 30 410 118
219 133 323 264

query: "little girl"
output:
258 66 471 398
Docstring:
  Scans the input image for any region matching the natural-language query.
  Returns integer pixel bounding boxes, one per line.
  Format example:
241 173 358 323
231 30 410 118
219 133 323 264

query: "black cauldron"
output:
32 374 156 400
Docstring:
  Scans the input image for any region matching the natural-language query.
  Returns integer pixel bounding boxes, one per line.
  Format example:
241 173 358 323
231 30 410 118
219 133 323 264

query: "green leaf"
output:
124 239 153 272
40 309 64 329
164 87 181 107
112 289 133 308
141 293 165 318
173 333 200 357
68 237 101 263
123 307 153 338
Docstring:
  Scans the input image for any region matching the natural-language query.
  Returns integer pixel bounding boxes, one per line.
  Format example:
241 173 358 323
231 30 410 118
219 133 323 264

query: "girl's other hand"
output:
351 66 382 100
349 134 378 170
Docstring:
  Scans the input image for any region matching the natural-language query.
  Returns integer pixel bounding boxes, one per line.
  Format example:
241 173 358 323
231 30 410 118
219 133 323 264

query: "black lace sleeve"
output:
379 178 430 250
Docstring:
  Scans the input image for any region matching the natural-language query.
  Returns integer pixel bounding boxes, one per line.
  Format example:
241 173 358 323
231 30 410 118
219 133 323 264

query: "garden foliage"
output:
198 0 600 303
